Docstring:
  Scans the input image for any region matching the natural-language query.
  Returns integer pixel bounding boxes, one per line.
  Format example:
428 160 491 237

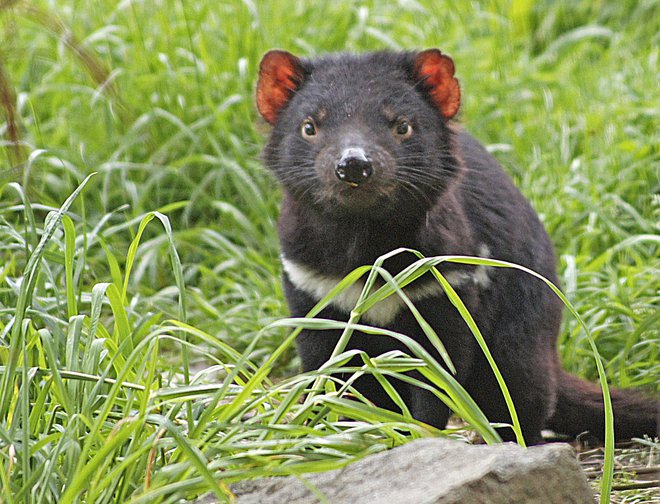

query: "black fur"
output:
257 50 659 444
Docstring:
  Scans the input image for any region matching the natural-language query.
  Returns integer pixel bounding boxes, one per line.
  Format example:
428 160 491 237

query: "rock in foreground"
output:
221 438 594 504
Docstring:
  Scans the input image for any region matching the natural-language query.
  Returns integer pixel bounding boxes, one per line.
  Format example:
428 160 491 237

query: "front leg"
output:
407 379 452 429
296 321 413 415
392 294 478 429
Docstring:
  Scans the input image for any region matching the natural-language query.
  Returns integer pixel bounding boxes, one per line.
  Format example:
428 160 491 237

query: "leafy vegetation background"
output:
0 0 657 502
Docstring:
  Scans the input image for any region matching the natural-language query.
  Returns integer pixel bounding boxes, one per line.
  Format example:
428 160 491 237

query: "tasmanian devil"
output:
255 48 658 445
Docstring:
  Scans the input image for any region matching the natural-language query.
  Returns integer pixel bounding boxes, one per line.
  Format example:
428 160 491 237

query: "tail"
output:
546 371 659 441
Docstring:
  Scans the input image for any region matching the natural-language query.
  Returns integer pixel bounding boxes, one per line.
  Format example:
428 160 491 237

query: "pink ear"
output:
413 49 460 119
256 50 305 125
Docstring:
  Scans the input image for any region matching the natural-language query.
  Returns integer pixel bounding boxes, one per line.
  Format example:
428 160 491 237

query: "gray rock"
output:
213 438 594 504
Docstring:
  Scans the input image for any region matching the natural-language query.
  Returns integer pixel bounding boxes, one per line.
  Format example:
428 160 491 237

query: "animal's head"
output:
256 49 461 218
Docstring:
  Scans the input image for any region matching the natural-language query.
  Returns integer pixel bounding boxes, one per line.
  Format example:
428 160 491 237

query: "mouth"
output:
323 180 395 212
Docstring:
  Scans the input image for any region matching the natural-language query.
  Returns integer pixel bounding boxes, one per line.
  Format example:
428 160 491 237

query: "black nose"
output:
335 148 373 186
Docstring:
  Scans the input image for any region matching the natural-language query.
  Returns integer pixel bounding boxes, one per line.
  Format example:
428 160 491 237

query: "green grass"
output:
0 0 658 502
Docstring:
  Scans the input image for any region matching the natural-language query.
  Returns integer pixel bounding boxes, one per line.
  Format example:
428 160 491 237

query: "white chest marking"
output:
281 246 491 326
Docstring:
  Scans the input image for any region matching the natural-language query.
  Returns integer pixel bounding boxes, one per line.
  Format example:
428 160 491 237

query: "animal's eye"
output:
395 119 412 138
301 118 317 138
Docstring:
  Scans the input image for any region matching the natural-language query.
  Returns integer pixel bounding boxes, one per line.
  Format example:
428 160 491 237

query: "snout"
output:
335 148 373 187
